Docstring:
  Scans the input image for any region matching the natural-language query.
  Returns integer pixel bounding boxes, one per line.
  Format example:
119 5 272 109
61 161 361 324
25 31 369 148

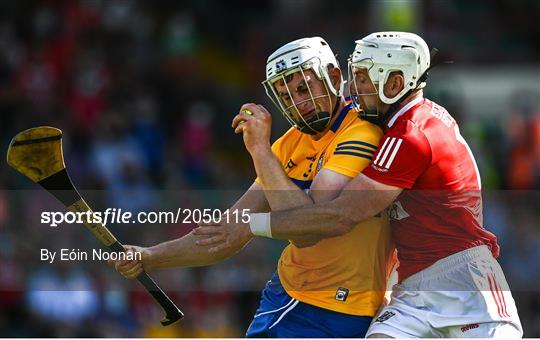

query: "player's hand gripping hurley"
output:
6 126 184 326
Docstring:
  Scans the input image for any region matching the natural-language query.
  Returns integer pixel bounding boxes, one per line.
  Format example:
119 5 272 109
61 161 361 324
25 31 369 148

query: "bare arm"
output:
146 182 268 269
233 104 315 209
233 103 352 245
115 182 268 277
251 146 351 243
194 174 402 255
252 147 314 206
269 173 402 240
252 147 350 206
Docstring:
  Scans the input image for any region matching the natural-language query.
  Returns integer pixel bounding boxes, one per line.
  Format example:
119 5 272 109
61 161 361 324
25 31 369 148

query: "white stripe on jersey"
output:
377 137 396 166
384 138 403 169
374 137 391 165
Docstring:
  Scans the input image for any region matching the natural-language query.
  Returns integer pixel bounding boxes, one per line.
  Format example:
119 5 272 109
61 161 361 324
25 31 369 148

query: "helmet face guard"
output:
263 61 335 135
348 59 384 124
263 37 344 135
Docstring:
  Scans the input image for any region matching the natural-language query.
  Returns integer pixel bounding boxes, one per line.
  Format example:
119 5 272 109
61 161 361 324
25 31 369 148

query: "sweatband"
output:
249 213 272 238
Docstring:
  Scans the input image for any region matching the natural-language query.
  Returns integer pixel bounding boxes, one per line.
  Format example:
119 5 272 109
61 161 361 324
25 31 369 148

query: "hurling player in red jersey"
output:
196 32 523 337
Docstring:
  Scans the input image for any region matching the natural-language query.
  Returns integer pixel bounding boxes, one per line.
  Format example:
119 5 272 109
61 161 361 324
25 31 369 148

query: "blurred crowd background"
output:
0 0 538 337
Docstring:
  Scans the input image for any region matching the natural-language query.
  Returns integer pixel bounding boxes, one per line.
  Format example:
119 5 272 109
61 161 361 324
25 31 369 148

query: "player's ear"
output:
384 72 404 98
328 66 342 91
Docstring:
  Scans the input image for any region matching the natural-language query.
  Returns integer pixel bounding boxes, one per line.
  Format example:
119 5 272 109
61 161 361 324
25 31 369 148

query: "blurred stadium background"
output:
0 0 538 337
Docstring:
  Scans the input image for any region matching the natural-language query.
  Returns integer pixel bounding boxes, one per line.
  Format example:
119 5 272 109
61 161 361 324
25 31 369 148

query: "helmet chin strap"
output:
298 96 342 135
366 92 415 127
359 106 382 125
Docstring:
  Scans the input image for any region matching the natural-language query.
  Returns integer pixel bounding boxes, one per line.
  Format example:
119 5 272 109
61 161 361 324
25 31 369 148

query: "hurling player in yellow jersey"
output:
113 37 394 337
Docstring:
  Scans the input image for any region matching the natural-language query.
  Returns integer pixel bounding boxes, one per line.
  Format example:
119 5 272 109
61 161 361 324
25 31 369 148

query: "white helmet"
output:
349 31 430 105
262 37 344 134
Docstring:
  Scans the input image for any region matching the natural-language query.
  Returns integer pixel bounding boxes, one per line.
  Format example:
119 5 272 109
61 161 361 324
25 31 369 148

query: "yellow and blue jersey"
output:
267 102 394 317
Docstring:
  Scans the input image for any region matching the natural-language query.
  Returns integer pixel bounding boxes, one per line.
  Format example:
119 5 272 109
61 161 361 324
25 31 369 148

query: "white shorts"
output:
367 245 523 338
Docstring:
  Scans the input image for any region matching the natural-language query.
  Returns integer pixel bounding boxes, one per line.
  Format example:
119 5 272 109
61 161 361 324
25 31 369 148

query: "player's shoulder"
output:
388 116 420 136
386 117 430 149
275 126 299 142
273 125 300 145
335 107 384 142
271 126 303 156
329 110 383 159
389 98 454 147
392 98 452 134
379 118 432 166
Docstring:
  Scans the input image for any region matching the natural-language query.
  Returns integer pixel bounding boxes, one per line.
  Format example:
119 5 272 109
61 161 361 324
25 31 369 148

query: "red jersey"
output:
362 97 499 281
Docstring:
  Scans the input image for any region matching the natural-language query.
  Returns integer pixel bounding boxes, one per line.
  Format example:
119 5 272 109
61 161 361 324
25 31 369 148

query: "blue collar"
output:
330 100 352 133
